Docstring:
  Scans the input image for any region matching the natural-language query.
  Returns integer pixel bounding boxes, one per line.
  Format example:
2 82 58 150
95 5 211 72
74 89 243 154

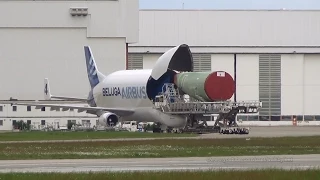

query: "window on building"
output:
27 120 31 125
0 106 3 112
271 116 281 121
281 116 292 121
296 115 303 121
304 115 314 121
237 115 247 121
41 120 45 125
259 116 270 121
0 120 3 126
41 107 45 111
12 106 17 111
82 120 91 126
27 106 31 111
248 115 259 121
12 120 17 129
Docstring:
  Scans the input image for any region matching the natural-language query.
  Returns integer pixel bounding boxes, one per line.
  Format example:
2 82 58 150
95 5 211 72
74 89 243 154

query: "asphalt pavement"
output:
0 154 318 172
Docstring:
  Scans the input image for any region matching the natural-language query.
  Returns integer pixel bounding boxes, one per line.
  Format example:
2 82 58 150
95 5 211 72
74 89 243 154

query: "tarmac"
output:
0 154 319 172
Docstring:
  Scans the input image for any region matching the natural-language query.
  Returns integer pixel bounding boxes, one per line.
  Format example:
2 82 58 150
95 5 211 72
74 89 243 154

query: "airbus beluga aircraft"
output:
13 44 196 128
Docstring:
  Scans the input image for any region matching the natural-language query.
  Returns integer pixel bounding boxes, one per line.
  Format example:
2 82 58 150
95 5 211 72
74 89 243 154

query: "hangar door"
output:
259 54 281 116
128 54 143 70
192 54 211 72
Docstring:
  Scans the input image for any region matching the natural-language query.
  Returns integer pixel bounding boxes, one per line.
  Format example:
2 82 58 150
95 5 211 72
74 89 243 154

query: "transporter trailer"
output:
219 127 250 134
154 83 262 134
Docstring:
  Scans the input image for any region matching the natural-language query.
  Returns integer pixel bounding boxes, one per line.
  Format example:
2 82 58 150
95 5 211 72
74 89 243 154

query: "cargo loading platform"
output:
153 83 262 134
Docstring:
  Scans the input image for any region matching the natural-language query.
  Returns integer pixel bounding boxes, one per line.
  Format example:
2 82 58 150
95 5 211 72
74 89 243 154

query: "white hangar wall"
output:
133 10 320 47
0 0 139 100
128 10 320 120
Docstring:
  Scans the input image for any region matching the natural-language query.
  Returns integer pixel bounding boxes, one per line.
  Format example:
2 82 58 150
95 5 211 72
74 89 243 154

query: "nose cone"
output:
150 44 193 80
147 44 194 102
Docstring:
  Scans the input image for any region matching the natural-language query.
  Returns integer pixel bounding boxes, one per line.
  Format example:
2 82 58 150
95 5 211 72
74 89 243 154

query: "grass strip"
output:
0 169 319 180
0 131 197 141
0 136 320 159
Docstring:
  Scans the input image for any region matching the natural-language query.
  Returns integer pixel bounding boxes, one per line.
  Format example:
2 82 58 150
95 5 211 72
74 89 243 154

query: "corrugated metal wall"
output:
192 54 212 72
135 10 320 47
127 54 143 70
259 54 281 116
130 53 212 72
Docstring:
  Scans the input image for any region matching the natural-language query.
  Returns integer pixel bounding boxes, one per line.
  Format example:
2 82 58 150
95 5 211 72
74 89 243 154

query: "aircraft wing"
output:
44 78 87 102
12 102 134 117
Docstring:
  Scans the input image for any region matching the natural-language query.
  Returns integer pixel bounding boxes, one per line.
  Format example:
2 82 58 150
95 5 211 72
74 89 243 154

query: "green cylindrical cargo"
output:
174 72 211 101
174 71 235 102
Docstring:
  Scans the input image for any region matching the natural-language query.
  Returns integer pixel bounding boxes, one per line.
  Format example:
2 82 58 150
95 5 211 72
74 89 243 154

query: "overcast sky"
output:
139 0 320 10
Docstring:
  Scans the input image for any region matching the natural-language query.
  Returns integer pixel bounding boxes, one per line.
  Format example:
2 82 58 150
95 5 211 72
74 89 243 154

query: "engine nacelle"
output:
98 112 118 126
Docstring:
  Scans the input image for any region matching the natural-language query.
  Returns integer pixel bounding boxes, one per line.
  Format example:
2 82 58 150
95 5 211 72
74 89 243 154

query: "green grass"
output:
0 131 197 141
1 136 320 160
1 169 320 180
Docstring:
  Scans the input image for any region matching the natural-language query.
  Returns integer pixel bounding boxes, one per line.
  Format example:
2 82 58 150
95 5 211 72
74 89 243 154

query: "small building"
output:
0 101 98 131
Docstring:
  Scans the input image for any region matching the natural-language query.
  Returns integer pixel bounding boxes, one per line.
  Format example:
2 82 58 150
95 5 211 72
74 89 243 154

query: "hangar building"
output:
128 9 320 122
0 0 138 130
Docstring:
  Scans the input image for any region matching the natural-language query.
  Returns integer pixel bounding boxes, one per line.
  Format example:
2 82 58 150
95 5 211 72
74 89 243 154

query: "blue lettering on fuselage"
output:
122 86 147 99
102 86 147 99
102 87 121 96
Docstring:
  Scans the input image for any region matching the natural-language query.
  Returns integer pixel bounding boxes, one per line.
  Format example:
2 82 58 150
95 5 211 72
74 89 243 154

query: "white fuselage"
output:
91 69 187 128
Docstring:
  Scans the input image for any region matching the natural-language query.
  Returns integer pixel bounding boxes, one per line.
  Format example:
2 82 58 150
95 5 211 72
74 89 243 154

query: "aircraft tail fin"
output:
44 78 52 100
44 78 87 101
84 46 106 89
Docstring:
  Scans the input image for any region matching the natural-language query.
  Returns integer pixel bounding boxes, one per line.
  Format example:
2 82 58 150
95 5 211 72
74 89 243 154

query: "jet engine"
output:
98 112 118 126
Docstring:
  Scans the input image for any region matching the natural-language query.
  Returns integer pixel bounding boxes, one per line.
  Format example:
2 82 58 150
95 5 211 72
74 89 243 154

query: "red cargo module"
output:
204 71 235 101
